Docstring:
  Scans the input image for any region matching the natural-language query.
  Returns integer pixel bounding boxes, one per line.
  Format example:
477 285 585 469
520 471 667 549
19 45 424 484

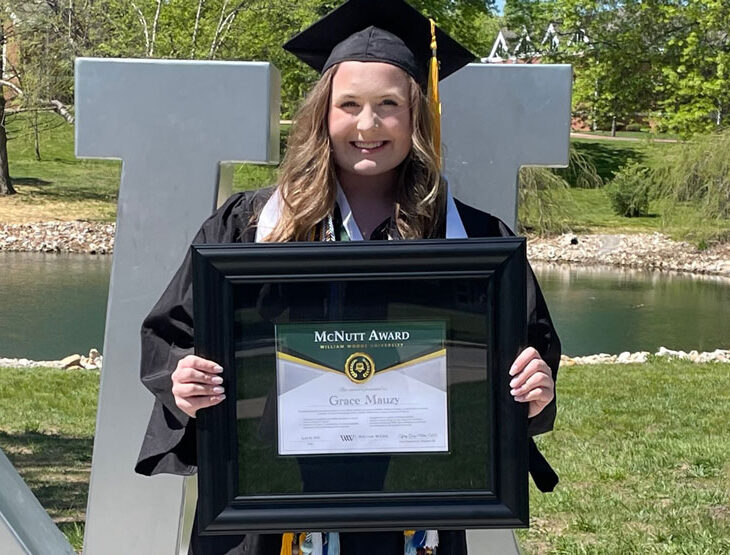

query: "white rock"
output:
59 354 82 369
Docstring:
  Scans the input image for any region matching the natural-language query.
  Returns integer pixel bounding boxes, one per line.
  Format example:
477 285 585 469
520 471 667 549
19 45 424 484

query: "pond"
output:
0 252 728 360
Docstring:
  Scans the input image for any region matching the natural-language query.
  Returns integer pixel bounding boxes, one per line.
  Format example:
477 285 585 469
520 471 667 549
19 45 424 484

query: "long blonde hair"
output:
264 64 446 242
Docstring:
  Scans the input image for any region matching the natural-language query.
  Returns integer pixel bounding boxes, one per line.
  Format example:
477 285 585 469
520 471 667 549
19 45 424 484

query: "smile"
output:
351 141 387 150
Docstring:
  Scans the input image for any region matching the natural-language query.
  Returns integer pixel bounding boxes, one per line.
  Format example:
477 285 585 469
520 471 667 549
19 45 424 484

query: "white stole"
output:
255 182 467 242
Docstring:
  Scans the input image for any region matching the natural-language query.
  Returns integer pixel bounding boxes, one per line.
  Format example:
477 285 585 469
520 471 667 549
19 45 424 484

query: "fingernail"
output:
211 376 224 384
509 378 517 388
212 386 225 394
218 394 226 401
213 365 223 373
510 388 518 395
509 366 517 376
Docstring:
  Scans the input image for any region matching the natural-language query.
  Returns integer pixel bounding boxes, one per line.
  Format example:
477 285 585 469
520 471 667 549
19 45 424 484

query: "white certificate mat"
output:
275 321 448 455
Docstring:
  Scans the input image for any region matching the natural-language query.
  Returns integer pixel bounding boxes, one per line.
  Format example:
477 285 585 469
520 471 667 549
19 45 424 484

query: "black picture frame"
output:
192 238 528 534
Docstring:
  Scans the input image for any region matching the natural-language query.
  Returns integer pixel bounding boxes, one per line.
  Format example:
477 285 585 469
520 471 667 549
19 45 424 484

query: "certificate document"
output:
275 321 448 456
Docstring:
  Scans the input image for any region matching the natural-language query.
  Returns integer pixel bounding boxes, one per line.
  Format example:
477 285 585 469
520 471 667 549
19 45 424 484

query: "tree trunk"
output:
717 100 722 126
611 116 616 137
0 95 14 195
33 111 41 161
0 23 15 196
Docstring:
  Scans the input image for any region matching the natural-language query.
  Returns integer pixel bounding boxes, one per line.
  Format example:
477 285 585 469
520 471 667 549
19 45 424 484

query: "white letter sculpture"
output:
75 59 280 555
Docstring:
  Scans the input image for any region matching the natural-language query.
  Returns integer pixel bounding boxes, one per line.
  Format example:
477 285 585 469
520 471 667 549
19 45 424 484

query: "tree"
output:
0 22 15 195
1 0 79 161
545 0 665 134
503 0 554 35
659 0 730 135
1 0 502 125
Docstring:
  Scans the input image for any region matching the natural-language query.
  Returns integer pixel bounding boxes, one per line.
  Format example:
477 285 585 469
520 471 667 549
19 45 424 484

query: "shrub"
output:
651 130 730 220
518 166 573 235
555 145 604 189
605 162 650 217
518 145 600 234
625 123 643 132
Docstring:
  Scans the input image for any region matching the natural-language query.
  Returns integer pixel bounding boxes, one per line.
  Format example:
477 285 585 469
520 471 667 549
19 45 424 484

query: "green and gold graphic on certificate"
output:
275 321 448 456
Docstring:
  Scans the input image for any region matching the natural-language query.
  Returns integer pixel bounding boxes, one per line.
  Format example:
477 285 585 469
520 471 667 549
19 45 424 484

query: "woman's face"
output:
328 61 412 180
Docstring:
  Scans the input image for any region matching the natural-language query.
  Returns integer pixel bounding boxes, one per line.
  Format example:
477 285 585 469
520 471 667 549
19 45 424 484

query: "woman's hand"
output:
509 347 554 418
171 355 226 418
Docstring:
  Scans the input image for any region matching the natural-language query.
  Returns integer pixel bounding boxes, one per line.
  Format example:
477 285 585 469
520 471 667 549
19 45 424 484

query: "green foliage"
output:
554 144 603 189
518 145 600 235
2 0 499 119
533 0 729 137
605 162 650 217
58 521 85 553
658 1 730 136
654 130 730 220
571 139 649 184
545 0 663 132
411 0 498 56
503 0 553 36
518 166 572 235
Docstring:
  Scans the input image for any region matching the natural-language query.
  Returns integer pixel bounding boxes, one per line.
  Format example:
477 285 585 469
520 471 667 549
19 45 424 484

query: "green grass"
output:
561 188 661 233
549 139 730 244
0 366 99 552
1 113 281 223
574 129 681 141
559 183 730 244
1 361 729 552
520 359 730 553
4 113 121 222
570 139 656 184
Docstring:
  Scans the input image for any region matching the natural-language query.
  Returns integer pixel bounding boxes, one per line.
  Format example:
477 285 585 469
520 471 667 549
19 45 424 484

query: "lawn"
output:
2 114 120 223
573 129 681 141
0 366 98 551
570 138 654 183
1 360 728 553
0 113 280 223
562 188 730 244
520 359 730 553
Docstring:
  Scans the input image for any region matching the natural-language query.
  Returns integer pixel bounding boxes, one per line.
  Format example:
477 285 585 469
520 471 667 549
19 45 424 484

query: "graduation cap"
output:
284 0 476 166
283 0 475 86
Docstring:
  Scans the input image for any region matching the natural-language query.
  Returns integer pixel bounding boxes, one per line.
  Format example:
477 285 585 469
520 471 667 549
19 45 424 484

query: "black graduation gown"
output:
135 187 560 555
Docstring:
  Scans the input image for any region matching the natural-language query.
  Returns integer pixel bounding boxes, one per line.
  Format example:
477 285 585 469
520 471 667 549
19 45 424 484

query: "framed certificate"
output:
192 238 528 534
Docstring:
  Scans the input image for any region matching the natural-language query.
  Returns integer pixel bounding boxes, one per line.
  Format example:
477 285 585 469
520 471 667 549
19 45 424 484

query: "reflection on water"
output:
534 263 730 356
0 252 111 359
0 252 728 360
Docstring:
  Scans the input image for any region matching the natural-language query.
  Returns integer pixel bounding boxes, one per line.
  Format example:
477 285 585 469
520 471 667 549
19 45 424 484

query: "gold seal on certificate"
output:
275 321 448 456
344 352 375 383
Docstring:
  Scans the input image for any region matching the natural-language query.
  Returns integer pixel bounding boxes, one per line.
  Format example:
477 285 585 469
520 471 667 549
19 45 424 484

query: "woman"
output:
136 1 559 553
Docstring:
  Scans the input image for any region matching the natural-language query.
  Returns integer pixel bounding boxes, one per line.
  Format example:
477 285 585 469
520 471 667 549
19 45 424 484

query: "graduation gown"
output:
135 187 560 555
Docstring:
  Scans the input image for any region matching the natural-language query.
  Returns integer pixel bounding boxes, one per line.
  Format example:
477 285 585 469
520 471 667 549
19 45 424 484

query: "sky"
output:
494 0 505 15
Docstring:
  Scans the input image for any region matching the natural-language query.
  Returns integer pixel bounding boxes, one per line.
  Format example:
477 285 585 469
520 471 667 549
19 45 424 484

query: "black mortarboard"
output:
283 0 476 86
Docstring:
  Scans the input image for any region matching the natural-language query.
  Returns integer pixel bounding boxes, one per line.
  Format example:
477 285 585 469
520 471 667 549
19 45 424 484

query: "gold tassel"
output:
280 532 294 555
427 18 441 170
